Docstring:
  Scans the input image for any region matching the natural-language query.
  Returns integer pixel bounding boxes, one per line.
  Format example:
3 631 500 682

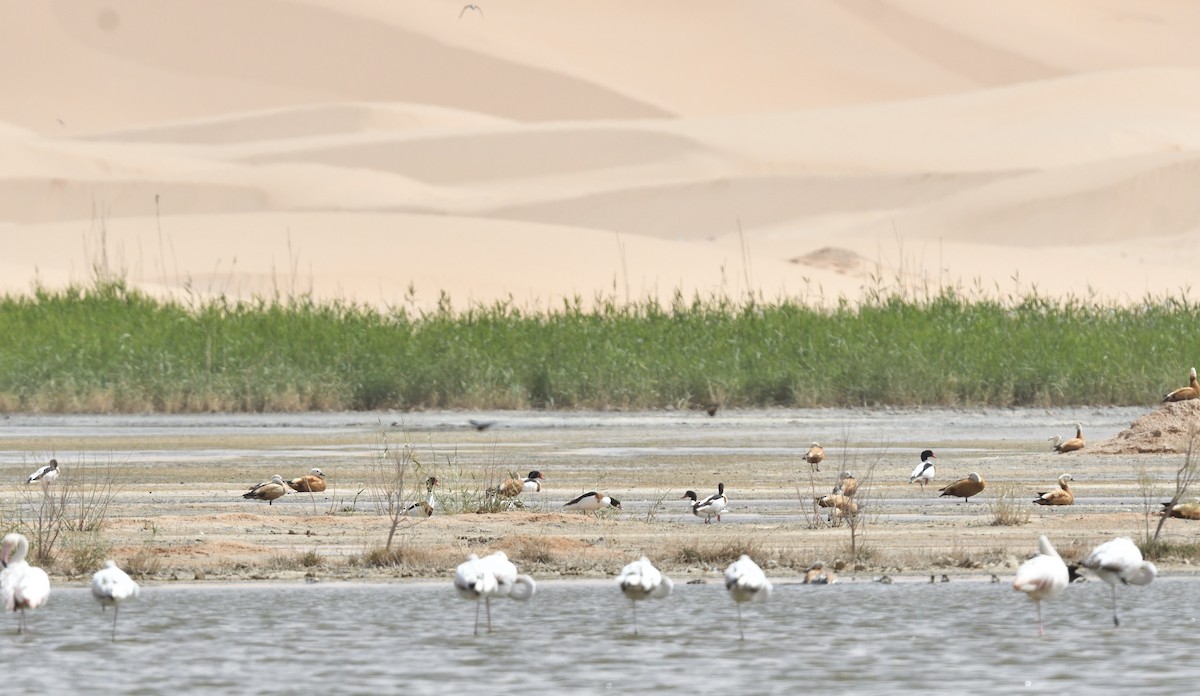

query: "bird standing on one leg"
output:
92 560 140 641
724 554 771 641
1012 535 1069 637
1080 537 1157 627
616 556 673 635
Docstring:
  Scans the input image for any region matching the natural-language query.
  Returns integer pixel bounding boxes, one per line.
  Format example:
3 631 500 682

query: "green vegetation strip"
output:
0 282 1194 412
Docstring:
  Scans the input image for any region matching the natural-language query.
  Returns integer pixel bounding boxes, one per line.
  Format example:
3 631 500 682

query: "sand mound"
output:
1092 399 1200 454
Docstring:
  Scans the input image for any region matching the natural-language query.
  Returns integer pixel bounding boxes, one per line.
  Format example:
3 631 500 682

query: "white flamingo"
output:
26 459 59 486
616 556 673 635
92 560 140 641
453 551 535 635
908 450 935 490
1012 535 1069 637
1080 537 1157 627
724 554 772 641
0 533 51 636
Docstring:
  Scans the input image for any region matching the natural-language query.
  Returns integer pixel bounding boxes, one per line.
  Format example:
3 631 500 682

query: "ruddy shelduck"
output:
1033 474 1075 506
1163 367 1200 402
939 472 985 502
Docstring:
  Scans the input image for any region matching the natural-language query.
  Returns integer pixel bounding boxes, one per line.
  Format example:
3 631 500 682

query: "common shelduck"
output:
908 449 936 490
0 533 50 636
500 470 545 497
26 459 59 486
1163 367 1200 402
724 555 772 641
616 556 673 635
286 468 327 493
1012 535 1069 636
563 491 622 514
938 472 985 502
242 474 287 505
1033 474 1075 506
681 483 728 523
1080 537 1157 627
404 476 440 517
91 560 140 641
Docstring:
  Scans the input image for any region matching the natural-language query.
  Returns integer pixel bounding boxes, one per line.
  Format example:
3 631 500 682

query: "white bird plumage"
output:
681 482 728 523
1012 535 1069 637
908 449 935 490
0 532 51 636
92 560 140 641
26 459 59 486
616 556 673 635
1080 537 1157 627
453 551 535 635
724 554 772 641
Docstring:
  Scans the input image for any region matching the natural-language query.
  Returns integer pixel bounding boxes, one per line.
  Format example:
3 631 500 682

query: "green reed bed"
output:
0 282 1195 412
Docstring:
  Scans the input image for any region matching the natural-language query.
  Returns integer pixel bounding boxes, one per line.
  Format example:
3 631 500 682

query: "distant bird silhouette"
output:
1050 423 1084 453
908 449 936 490
1163 367 1200 402
91 560 139 641
803 442 824 472
469 419 496 431
704 402 719 417
724 555 771 641
1033 474 1074 506
938 472 985 502
1013 535 1069 637
26 459 59 486
243 475 287 505
616 556 673 635
459 4 483 18
1080 537 1157 627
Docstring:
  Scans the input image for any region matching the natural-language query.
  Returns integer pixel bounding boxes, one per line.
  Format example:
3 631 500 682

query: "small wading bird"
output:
1163 367 1200 402
725 555 771 641
563 491 622 514
802 562 837 585
803 442 825 472
1033 474 1075 506
453 551 535 635
1080 537 1157 627
459 3 482 18
499 470 545 498
1050 423 1085 453
286 468 326 493
1160 497 1200 520
939 472 985 502
0 532 50 636
1012 535 1069 637
243 474 287 505
616 556 673 635
404 476 440 517
681 483 728 523
26 459 59 486
91 560 139 641
908 449 936 490
833 471 858 498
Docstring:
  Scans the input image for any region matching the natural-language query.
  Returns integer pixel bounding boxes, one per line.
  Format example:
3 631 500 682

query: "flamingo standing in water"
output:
616 556 673 635
1080 537 1157 627
724 555 772 641
0 533 50 636
453 551 536 635
92 560 140 641
1012 535 1069 636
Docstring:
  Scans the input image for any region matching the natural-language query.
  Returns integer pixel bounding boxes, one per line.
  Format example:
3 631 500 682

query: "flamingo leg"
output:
112 605 120 642
736 603 745 641
1111 585 1120 627
473 599 481 636
1036 601 1044 637
485 596 493 633
632 600 638 636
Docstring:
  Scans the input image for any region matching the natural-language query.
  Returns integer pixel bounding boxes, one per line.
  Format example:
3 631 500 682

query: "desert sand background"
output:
4 1 1200 309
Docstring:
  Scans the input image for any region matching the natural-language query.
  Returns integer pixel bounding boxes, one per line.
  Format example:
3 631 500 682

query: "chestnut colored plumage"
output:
803 442 825 472
1161 498 1200 520
1163 367 1200 402
815 493 858 516
832 471 858 498
704 403 719 417
499 470 544 498
242 475 287 505
1033 474 1075 506
802 562 837 585
286 468 327 493
938 472 985 502
1051 423 1085 453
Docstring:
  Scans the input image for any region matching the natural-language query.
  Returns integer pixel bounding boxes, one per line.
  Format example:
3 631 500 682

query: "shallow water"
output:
5 577 1195 695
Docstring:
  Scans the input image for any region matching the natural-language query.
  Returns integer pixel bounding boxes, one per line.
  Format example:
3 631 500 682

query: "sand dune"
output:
4 1 1200 309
